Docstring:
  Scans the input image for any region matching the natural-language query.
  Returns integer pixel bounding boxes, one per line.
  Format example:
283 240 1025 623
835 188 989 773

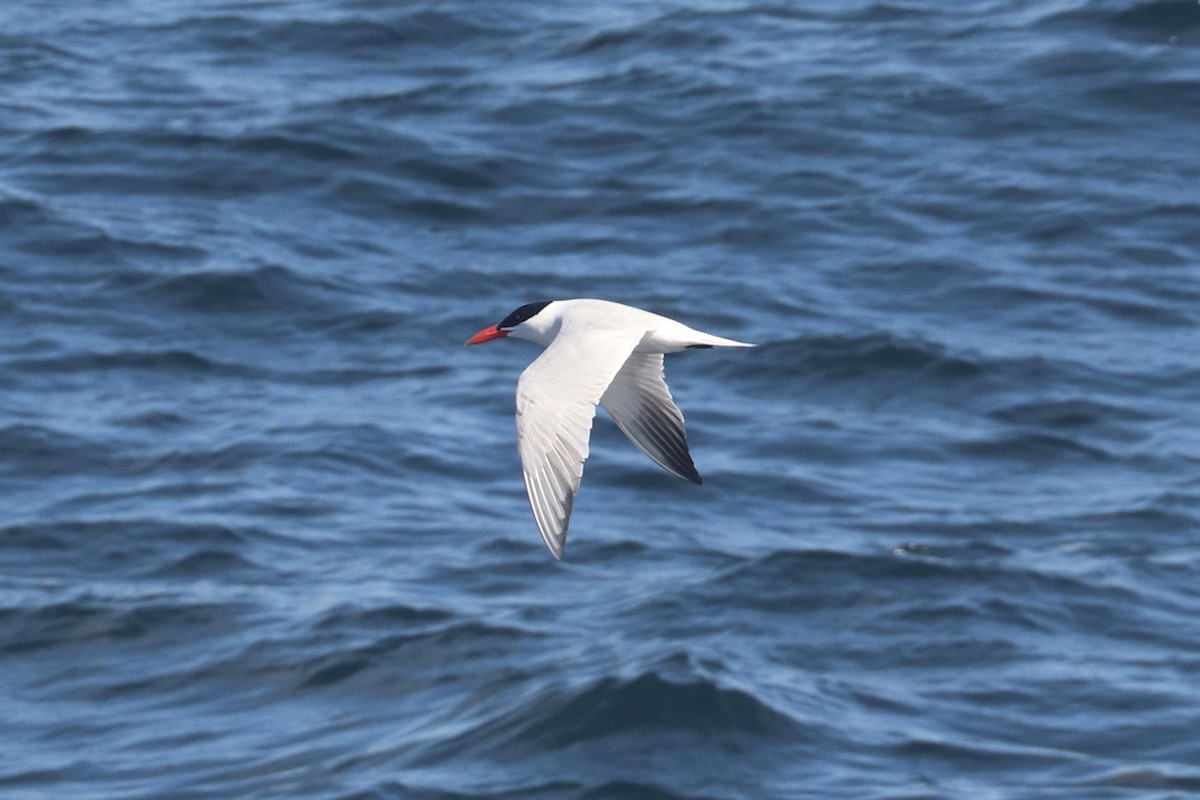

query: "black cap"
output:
498 300 552 331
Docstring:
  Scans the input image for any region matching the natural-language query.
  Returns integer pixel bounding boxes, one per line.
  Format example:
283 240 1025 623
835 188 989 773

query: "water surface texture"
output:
3 1 1200 798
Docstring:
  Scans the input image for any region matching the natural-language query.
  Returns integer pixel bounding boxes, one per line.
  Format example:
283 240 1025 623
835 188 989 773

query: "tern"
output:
465 298 753 559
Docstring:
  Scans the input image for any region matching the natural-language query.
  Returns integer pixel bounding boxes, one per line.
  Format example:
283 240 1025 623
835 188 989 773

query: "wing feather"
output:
515 326 642 559
600 352 702 484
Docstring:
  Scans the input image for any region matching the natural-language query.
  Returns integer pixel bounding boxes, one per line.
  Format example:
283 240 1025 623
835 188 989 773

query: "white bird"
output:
465 298 754 559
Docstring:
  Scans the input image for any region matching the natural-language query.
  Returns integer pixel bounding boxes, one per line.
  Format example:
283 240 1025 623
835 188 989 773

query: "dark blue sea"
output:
3 1 1200 798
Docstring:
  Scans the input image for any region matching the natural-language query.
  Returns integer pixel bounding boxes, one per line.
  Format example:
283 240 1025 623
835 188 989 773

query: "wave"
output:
562 15 731 58
0 424 111 479
6 341 447 387
20 131 317 201
111 410 192 429
1076 766 1200 794
298 621 540 692
0 599 239 656
990 397 1155 430
890 734 1068 771
328 780 594 800
691 546 1144 617
1 518 248 551
516 671 800 743
862 501 1200 542
977 397 1172 467
120 263 352 316
1 192 208 266
148 549 263 578
8 348 232 375
767 330 979 376
580 781 729 800
727 331 983 391
954 430 1118 464
327 176 488 222
313 603 454 633
146 9 513 58
719 326 1192 417
332 778 731 800
419 670 801 765
1042 0 1200 44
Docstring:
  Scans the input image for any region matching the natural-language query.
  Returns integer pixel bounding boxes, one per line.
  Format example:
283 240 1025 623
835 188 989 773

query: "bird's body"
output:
466 299 753 559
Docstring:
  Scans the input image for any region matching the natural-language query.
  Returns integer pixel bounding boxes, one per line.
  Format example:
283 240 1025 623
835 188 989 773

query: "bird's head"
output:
465 300 556 346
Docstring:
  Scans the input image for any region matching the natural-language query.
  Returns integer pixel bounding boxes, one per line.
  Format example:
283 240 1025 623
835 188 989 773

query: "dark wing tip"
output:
638 411 703 484
676 458 703 485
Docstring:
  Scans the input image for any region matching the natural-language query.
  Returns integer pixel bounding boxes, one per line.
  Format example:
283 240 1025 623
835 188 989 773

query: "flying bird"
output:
465 298 753 559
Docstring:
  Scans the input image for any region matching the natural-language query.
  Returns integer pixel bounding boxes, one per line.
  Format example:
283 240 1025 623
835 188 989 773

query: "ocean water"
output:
3 1 1200 798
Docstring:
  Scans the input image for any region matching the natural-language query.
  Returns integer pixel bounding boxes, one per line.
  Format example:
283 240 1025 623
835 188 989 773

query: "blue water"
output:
3 1 1200 797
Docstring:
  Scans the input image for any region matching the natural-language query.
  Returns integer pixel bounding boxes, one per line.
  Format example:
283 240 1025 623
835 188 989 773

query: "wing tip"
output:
543 530 566 560
664 445 703 485
535 521 567 560
536 517 569 561
675 460 703 484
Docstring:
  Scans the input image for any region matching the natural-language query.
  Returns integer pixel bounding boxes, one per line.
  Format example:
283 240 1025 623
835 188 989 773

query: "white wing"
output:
515 325 643 559
601 352 702 485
